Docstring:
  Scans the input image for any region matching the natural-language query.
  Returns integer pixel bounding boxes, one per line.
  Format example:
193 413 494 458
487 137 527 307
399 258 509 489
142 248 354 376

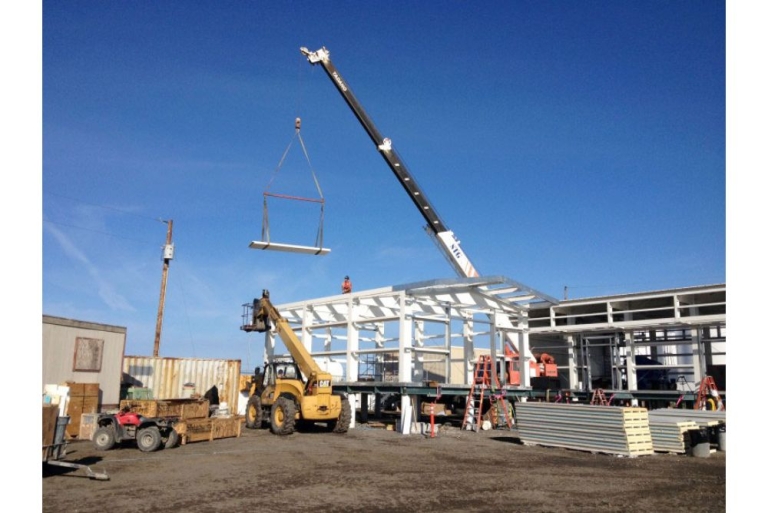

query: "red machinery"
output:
503 344 558 386
535 353 558 378
92 408 179 452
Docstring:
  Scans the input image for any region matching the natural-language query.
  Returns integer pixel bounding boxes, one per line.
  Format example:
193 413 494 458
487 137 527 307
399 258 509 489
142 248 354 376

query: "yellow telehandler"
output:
240 290 351 435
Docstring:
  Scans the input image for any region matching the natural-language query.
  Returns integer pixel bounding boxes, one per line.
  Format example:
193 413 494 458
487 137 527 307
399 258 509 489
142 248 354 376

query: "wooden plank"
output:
43 405 59 447
249 240 330 255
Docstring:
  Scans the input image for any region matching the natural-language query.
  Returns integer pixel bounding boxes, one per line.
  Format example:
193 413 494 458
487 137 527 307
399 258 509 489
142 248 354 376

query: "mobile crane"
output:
240 290 351 435
299 46 557 383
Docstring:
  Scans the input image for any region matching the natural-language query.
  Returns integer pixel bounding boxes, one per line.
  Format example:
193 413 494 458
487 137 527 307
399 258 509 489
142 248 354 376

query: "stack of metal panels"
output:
647 419 699 453
515 402 654 457
647 408 726 453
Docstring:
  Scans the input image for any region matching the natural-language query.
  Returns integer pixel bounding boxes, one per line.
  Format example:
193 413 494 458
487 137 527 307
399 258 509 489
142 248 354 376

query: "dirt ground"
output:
42 420 725 513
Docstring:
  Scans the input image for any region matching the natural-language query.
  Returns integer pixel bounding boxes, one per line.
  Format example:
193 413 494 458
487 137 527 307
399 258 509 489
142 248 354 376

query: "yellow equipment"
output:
240 290 351 435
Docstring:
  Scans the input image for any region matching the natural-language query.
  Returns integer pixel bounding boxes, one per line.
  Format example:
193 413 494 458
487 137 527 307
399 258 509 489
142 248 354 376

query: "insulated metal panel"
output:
648 419 699 453
249 241 330 255
648 408 726 427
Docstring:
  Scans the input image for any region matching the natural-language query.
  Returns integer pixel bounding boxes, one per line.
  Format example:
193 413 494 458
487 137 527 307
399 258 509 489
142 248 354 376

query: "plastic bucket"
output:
689 427 710 458
717 424 726 452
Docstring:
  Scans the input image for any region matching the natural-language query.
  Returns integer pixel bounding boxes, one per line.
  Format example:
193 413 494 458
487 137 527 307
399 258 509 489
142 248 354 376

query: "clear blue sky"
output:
36 1 732 366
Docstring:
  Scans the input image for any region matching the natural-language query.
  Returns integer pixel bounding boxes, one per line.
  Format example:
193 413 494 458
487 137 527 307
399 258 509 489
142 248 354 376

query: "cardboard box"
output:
66 382 99 397
79 413 100 441
421 402 451 416
65 383 100 438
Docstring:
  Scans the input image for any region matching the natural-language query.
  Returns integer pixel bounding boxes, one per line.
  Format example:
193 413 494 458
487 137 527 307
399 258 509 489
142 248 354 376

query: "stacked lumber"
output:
515 402 654 457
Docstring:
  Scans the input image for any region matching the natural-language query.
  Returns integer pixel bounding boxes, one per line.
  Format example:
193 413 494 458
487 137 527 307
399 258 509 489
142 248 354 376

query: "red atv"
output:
92 408 179 452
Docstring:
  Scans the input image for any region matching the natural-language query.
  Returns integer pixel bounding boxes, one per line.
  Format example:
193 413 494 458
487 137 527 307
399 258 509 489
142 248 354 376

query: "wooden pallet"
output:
119 399 210 420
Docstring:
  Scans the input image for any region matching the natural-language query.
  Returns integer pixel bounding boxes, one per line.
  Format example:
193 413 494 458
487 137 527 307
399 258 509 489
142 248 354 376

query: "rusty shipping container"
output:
122 356 241 410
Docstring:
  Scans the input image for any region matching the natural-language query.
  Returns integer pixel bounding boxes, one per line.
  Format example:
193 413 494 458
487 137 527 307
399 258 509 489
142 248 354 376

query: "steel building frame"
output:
262 276 555 433
258 279 725 434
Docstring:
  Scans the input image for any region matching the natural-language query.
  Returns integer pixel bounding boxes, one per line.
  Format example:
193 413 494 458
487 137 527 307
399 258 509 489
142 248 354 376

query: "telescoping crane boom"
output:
300 46 561 387
300 46 479 279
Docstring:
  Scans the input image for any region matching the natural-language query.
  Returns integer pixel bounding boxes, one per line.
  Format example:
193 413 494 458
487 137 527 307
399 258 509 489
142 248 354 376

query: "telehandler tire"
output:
331 395 352 434
245 395 263 429
270 396 296 435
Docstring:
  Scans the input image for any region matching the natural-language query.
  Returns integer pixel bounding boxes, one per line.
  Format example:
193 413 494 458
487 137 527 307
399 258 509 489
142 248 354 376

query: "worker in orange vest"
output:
341 275 352 294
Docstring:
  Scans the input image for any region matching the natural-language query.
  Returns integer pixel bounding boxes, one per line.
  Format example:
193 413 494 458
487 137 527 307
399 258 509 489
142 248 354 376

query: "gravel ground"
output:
42 419 726 513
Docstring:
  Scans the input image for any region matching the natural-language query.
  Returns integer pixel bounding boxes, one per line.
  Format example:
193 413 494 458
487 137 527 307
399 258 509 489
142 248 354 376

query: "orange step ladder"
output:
694 375 725 411
462 355 513 431
590 389 612 406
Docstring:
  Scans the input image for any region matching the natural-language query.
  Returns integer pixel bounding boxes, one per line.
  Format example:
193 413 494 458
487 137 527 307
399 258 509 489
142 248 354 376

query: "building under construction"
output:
252 277 724 432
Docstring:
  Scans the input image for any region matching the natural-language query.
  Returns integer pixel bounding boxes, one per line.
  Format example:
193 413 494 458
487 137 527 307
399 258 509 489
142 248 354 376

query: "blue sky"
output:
34 1 733 367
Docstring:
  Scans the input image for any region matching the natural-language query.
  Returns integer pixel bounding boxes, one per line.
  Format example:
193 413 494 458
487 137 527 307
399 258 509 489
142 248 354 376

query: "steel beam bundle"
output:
515 402 654 457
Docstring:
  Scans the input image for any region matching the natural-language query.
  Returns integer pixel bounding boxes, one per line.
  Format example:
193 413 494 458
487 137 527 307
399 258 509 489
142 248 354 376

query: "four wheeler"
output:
92 408 179 452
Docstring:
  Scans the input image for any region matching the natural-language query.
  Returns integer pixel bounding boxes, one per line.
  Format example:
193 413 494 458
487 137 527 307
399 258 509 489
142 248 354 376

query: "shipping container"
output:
122 356 241 411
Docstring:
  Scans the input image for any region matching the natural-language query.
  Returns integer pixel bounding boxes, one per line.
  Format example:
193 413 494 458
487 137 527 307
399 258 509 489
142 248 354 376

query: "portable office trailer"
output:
42 315 126 409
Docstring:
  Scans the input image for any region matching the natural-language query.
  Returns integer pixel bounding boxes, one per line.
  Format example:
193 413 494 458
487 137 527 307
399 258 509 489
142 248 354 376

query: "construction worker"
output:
342 275 352 294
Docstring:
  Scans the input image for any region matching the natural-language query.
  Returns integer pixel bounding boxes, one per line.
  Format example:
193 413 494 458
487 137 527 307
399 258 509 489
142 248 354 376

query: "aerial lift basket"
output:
249 118 330 255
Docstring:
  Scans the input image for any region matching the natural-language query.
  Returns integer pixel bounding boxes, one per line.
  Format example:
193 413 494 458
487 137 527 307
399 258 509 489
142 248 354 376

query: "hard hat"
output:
344 276 349 280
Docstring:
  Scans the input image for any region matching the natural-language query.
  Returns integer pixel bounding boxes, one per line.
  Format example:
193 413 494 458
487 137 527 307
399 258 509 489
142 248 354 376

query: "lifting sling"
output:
250 118 330 255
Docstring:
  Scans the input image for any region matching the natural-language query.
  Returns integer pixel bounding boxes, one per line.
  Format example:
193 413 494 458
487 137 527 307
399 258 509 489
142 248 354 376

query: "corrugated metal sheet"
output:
122 356 241 409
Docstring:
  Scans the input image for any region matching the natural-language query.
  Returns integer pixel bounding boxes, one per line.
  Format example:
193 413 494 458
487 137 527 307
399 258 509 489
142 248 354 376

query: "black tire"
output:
245 395 263 429
270 396 297 435
136 426 162 452
163 428 179 449
331 395 352 434
93 426 116 451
